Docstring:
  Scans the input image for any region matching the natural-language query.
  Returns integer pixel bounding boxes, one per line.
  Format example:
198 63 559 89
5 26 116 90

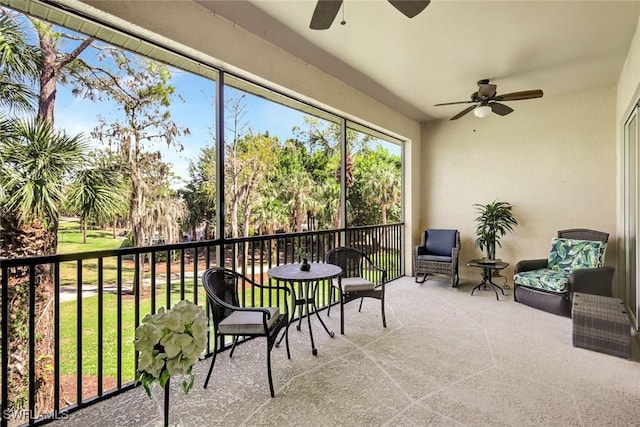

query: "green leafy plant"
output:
296 246 309 260
473 201 518 260
133 300 208 397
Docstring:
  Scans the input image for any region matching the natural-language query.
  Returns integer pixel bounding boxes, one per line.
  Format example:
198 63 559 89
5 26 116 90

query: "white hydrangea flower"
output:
134 300 208 397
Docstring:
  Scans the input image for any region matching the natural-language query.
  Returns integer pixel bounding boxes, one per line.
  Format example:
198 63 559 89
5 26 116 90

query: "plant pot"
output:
300 259 311 271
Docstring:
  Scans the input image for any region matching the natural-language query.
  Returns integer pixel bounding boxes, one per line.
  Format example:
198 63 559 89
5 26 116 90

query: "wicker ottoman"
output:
571 293 631 359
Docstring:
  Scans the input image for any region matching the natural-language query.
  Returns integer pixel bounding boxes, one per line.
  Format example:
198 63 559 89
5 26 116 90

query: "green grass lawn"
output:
58 281 289 384
52 218 381 394
58 218 124 254
57 218 136 287
59 289 198 383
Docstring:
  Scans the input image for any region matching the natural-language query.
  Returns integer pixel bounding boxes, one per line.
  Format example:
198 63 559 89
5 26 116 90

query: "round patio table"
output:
268 262 342 356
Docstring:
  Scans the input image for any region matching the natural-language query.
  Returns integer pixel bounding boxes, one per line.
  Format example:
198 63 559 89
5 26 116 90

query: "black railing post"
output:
54 263 61 415
116 256 122 390
97 258 104 397
76 260 83 405
1 263 7 427
28 267 36 424
0 224 402 425
151 252 156 314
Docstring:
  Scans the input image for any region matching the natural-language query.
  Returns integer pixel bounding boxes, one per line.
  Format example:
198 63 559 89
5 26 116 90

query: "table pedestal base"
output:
276 280 335 356
471 268 505 301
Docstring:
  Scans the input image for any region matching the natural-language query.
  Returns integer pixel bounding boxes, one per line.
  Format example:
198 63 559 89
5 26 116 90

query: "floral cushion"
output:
514 268 571 293
547 238 606 272
514 238 607 293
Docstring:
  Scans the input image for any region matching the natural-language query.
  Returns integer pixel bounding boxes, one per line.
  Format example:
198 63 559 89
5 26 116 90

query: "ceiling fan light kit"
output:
474 105 492 118
435 79 544 120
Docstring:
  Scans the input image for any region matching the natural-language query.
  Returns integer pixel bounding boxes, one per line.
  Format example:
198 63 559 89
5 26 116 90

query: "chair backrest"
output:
424 229 458 256
202 267 240 326
547 238 607 272
325 247 365 279
557 228 609 243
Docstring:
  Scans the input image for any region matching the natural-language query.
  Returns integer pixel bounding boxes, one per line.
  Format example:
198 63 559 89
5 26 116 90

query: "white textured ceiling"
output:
198 0 640 122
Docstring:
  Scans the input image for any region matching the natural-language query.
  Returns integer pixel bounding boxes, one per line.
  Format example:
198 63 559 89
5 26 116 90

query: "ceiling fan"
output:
310 0 430 30
435 79 544 120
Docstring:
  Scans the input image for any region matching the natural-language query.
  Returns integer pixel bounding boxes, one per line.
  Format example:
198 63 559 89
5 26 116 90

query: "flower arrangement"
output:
134 300 208 397
296 246 309 259
296 247 311 271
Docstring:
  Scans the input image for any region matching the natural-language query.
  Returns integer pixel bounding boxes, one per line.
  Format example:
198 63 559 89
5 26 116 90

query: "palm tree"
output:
360 159 401 224
0 12 40 113
66 164 128 243
0 117 88 414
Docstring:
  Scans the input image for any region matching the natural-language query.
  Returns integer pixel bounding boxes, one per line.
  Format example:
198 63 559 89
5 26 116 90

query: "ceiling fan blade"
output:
310 0 343 30
478 83 497 98
490 102 514 116
434 100 475 106
388 0 430 18
494 89 544 102
450 105 476 120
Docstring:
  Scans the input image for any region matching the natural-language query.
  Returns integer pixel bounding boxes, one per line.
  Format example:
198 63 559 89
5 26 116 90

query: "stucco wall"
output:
420 87 617 284
75 0 422 273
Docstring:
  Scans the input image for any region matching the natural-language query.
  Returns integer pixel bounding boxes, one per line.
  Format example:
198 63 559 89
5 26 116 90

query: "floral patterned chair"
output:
513 229 615 317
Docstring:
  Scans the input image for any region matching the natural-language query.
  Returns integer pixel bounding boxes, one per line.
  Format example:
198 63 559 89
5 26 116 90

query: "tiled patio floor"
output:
54 276 640 426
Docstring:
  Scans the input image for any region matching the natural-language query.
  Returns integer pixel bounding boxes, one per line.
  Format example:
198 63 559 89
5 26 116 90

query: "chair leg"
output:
381 294 387 328
203 337 218 389
266 339 275 398
415 273 427 283
340 296 345 335
229 336 239 358
358 297 364 312
284 322 291 360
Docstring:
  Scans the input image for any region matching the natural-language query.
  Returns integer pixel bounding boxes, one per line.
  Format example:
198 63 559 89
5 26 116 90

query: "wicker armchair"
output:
514 229 615 317
413 229 460 287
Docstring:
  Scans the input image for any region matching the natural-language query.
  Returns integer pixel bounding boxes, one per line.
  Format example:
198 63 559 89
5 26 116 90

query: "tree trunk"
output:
37 30 58 126
130 174 146 295
0 217 56 419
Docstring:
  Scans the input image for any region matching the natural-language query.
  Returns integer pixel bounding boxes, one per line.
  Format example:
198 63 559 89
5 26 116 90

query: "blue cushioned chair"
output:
513 229 615 317
413 229 460 287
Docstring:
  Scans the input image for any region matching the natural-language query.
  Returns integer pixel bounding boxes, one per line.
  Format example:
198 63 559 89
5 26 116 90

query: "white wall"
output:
76 0 422 273
420 87 617 283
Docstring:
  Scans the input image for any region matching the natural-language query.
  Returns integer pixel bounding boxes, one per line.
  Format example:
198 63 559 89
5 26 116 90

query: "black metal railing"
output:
0 223 403 426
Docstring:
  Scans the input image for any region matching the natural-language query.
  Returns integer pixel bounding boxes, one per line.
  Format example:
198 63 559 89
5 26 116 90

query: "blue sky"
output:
4 7 397 190
42 18 399 191
55 67 308 187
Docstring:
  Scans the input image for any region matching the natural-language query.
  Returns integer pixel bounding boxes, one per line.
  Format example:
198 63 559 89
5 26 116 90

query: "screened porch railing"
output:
0 223 403 426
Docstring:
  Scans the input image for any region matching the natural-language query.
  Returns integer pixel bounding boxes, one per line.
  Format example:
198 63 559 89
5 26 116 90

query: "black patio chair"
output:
325 247 387 335
202 267 290 397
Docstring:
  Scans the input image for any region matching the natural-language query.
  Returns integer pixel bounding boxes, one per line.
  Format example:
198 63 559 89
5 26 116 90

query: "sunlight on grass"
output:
58 218 124 254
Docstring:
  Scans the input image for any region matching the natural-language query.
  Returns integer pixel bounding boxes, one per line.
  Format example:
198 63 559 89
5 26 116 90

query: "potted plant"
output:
473 201 518 261
296 246 311 271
